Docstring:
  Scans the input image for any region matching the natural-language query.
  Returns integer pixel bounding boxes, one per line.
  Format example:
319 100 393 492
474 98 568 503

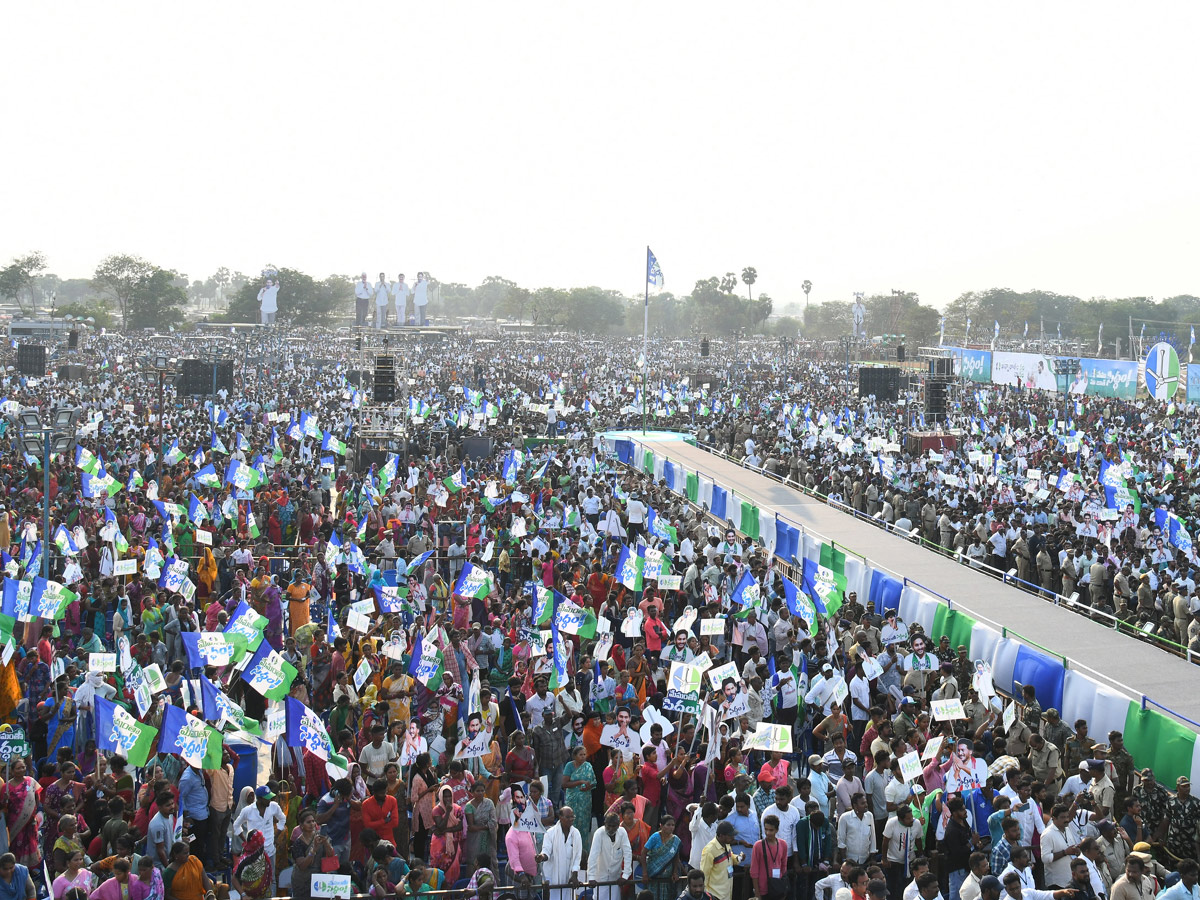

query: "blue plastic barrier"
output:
1010 645 1066 713
711 486 728 521
869 571 903 615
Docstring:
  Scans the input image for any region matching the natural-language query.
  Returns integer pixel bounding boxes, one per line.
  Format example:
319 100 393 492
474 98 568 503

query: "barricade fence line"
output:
619 437 1200 772
681 440 1194 659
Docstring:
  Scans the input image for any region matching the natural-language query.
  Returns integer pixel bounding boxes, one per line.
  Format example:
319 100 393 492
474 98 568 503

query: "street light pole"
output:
41 431 50 580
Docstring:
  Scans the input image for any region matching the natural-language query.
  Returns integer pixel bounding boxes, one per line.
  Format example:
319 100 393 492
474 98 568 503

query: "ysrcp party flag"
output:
374 585 409 614
95 696 157 767
199 674 261 735
782 574 822 636
321 431 347 456
74 445 101 475
163 440 185 466
730 570 761 608
195 464 221 488
553 598 598 639
182 631 247 669
223 600 267 652
801 558 842 617
616 544 644 592
241 641 298 701
409 632 445 688
224 459 262 491
443 464 468 493
159 704 223 769
647 509 677 544
454 562 493 599
549 620 571 690
531 583 557 626
406 550 435 575
30 577 77 620
285 696 333 760
378 454 398 491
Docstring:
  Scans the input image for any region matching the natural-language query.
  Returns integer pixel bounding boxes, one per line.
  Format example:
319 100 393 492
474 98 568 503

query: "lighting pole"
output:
1049 358 1081 429
154 355 171 466
18 407 80 579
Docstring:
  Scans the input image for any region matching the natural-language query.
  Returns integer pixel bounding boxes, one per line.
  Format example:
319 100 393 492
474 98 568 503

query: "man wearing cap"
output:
1156 776 1200 862
233 784 288 875
1087 755 1115 819
1105 732 1135 815
1155 858 1199 900
808 755 836 820
1041 710 1070 754
1028 735 1063 797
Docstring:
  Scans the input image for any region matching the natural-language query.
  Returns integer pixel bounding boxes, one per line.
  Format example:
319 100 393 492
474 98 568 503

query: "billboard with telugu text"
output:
950 348 992 383
1076 359 1138 400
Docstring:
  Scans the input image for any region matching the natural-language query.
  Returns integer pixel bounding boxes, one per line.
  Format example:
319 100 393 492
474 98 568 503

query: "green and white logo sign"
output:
1145 341 1181 401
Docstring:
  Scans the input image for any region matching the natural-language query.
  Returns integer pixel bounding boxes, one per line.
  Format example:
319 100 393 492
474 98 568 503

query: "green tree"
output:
529 288 569 330
802 279 812 306
474 276 517 317
774 316 802 338
92 254 155 331
56 301 114 330
741 267 757 300
495 286 532 324
127 268 188 330
565 286 626 333
0 252 48 315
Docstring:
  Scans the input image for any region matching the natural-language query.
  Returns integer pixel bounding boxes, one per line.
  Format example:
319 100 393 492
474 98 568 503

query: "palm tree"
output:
741 267 757 301
802 279 812 307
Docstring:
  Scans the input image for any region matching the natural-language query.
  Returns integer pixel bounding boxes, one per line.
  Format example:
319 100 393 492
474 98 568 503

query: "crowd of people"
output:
0 325 1193 900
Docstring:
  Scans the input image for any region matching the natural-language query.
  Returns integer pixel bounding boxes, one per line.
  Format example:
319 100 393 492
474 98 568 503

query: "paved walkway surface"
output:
640 436 1200 727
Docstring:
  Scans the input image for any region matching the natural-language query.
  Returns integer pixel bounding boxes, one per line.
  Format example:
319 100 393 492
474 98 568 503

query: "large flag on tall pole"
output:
644 247 663 435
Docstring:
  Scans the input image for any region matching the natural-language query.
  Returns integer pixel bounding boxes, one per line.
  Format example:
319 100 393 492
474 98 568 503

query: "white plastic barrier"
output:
990 638 1021 696
969 623 1002 671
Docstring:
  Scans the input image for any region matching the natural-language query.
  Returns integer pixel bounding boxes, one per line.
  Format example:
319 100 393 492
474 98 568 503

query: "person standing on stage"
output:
414 272 429 326
354 273 372 327
391 273 408 326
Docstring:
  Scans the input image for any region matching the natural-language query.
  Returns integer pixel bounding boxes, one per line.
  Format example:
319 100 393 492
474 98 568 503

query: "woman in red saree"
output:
430 785 466 883
0 757 43 868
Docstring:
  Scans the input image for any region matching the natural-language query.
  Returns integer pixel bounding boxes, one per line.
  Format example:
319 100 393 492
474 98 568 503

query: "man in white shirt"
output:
538 808 583 900
626 495 647 541
232 785 288 871
413 272 429 326
837 792 876 866
374 272 390 328
688 802 720 869
354 273 372 327
760 786 803 857
882 806 923 897
1039 805 1079 888
525 679 555 728
588 814 632 900
391 273 408 325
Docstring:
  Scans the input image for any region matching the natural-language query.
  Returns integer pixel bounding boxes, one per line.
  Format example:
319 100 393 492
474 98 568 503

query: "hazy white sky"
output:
5 3 1200 312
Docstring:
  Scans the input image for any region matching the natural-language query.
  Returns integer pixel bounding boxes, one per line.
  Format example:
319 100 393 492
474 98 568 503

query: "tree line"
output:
6 249 1199 347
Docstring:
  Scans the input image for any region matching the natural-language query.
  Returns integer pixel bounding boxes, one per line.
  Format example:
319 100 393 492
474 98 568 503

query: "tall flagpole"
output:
643 245 649 435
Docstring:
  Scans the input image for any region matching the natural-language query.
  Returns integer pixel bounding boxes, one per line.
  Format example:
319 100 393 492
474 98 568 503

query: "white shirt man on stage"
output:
414 272 429 326
354 274 372 327
538 808 583 900
588 813 632 900
374 272 390 328
392 274 409 325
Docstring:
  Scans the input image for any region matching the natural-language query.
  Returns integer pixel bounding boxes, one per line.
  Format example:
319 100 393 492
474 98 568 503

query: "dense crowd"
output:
0 326 1193 900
